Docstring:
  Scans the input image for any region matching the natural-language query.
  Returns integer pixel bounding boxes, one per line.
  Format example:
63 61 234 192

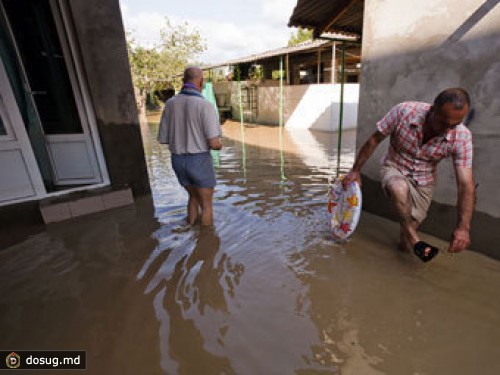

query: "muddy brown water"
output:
1 118 500 375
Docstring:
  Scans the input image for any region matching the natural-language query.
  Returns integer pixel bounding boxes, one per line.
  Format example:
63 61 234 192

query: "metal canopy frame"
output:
288 0 364 38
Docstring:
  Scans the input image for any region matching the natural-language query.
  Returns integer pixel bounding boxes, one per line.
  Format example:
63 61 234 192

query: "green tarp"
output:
202 82 220 167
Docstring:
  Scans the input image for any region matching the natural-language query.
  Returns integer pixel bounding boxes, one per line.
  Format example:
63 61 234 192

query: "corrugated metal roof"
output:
204 39 335 69
288 0 364 37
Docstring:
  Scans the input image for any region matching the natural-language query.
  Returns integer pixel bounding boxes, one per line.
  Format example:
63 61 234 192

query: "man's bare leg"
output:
399 219 420 252
385 176 421 251
196 187 215 226
185 186 200 225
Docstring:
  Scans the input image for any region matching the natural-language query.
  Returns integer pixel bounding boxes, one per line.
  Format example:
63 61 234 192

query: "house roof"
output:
204 36 356 70
288 0 364 37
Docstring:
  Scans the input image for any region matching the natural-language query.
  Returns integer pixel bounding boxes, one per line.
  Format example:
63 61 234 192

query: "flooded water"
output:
1 117 500 375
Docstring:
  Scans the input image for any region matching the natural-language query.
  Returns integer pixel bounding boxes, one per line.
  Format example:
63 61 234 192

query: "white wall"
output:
214 82 360 132
284 84 359 131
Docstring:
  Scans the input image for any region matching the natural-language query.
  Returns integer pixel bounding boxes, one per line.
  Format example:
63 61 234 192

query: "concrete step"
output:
39 187 134 224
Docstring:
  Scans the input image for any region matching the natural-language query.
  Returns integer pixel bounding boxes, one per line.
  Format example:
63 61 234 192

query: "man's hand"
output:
448 227 470 252
208 137 222 150
342 171 361 190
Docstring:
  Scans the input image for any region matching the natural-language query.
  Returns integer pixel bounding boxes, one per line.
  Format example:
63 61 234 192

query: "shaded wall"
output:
68 0 150 195
357 0 500 256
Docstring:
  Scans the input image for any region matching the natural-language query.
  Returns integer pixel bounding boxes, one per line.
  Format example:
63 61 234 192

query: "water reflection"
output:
0 198 163 374
211 121 356 221
138 226 241 374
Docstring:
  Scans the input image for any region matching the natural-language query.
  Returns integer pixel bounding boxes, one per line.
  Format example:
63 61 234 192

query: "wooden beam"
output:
315 0 360 36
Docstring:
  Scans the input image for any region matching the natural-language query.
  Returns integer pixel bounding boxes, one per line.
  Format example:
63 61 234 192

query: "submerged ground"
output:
1 117 499 375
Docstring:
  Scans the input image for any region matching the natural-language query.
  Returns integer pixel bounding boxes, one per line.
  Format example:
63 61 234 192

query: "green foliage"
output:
233 65 241 81
248 64 264 81
127 38 162 91
207 67 227 83
271 70 285 80
232 64 251 81
287 27 313 46
158 18 207 88
126 18 206 105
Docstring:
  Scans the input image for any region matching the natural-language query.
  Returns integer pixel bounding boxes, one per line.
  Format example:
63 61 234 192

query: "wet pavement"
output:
1 118 500 375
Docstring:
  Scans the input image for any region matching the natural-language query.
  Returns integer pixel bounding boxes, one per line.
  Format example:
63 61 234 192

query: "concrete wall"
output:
214 82 359 132
358 0 500 257
68 0 150 196
282 84 359 131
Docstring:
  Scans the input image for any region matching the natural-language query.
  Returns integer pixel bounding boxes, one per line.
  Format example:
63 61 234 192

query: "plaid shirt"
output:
377 101 473 186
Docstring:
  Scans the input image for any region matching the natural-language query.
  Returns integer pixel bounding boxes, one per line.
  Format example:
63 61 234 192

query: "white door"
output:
0 57 46 203
1 0 103 187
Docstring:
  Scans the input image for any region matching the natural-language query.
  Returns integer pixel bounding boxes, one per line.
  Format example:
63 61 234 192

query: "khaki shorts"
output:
380 165 434 223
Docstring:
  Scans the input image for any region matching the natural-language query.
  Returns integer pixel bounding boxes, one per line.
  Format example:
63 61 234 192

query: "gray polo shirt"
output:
157 93 221 154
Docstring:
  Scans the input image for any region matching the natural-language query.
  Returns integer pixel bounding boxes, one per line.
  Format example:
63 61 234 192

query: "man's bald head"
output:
183 67 203 83
182 66 203 92
433 87 470 111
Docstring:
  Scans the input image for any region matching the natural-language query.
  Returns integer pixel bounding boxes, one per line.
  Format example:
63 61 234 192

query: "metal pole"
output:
279 55 286 182
317 49 321 84
286 54 290 85
237 66 247 179
279 56 283 130
331 42 336 84
336 43 346 178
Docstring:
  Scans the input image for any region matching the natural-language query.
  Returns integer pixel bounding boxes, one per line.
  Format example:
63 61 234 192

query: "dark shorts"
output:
171 152 216 188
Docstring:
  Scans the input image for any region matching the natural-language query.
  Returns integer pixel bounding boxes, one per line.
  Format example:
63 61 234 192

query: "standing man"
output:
158 66 222 227
343 88 475 261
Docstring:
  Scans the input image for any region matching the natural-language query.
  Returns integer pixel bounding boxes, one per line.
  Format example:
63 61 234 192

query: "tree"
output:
127 35 162 110
126 18 206 112
287 27 313 46
157 18 206 83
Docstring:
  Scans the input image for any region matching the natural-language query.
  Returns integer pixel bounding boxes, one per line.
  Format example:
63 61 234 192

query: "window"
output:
3 0 83 135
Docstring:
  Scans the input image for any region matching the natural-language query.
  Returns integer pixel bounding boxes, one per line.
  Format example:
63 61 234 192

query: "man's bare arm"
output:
343 131 386 187
449 166 475 252
157 107 169 144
